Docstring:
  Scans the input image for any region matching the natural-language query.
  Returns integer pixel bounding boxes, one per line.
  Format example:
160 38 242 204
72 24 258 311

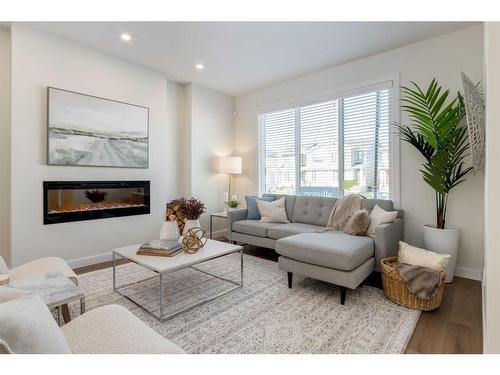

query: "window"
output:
259 84 394 200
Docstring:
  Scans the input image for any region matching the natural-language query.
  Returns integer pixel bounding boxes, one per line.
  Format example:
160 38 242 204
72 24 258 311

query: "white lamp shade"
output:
219 156 242 174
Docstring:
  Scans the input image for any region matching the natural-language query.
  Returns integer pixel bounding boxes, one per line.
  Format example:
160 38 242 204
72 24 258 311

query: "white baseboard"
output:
68 251 112 269
455 266 483 281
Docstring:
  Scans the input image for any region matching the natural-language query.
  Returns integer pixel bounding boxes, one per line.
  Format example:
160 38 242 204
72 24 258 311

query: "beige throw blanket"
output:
325 194 363 231
393 263 441 299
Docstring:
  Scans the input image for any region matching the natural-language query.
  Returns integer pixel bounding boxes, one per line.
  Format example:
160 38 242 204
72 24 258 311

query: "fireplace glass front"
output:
43 181 150 224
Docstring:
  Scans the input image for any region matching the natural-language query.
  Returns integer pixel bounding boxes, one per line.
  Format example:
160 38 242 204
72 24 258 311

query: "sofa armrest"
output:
374 218 404 270
226 209 248 240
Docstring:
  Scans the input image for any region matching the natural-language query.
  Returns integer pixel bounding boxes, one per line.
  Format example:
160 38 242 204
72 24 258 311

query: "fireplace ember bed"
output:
43 181 150 224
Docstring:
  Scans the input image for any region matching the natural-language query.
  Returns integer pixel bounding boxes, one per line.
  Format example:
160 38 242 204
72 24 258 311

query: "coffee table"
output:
112 239 243 322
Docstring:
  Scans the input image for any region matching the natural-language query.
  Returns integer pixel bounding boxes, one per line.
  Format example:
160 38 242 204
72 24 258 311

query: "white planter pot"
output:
159 221 180 241
182 219 201 236
423 224 459 283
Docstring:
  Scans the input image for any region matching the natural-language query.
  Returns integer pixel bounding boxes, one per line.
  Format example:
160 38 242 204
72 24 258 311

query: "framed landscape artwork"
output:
47 87 149 168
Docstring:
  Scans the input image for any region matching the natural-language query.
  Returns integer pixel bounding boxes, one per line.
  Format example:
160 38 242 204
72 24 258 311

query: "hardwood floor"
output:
74 244 483 354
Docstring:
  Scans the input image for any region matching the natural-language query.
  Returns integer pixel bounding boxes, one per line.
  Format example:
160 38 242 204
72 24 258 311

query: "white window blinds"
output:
343 89 390 199
259 83 394 199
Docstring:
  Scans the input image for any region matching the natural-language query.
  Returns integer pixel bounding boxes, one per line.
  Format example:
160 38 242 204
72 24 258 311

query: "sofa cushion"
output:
232 220 279 238
245 195 275 220
291 196 336 226
0 287 72 354
276 232 374 271
267 223 324 240
361 199 394 213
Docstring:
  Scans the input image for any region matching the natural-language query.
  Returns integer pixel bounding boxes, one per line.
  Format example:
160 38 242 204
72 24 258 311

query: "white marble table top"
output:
9 271 84 308
114 239 243 273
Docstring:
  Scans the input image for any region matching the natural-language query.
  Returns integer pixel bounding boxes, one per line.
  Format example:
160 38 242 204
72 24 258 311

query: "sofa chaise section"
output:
226 194 404 305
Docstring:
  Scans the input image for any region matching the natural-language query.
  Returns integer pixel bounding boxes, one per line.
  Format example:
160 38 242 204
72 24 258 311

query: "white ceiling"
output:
24 22 477 95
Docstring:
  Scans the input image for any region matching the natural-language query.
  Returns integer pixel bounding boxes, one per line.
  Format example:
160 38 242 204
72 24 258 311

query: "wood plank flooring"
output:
74 244 483 354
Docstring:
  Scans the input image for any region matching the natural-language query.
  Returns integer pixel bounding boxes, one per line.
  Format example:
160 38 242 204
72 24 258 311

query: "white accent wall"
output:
234 25 485 279
0 27 11 265
2 25 236 267
484 22 500 354
185 83 235 233
8 25 180 267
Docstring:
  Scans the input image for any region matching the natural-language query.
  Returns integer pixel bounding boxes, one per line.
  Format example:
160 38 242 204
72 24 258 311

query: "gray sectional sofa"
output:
226 194 403 304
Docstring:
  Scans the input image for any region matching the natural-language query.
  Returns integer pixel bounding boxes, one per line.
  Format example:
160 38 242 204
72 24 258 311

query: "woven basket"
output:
381 256 446 311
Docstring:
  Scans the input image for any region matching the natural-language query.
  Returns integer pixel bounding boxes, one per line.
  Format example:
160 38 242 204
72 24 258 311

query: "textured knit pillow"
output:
245 195 275 220
367 204 398 236
398 241 450 272
0 287 72 354
343 209 370 236
257 197 289 223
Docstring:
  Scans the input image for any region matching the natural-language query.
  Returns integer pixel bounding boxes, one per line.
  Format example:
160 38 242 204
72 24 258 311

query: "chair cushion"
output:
291 196 336 226
0 287 72 354
276 232 374 271
62 304 184 354
267 223 324 240
9 257 79 285
232 220 279 238
245 195 275 220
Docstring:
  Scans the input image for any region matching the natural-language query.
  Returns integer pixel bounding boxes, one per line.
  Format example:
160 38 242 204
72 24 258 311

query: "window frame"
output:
257 75 400 206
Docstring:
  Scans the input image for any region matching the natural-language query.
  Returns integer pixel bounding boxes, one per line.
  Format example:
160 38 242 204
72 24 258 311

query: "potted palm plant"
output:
396 79 473 282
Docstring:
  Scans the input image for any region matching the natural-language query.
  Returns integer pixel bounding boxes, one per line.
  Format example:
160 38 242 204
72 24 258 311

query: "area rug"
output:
70 253 420 353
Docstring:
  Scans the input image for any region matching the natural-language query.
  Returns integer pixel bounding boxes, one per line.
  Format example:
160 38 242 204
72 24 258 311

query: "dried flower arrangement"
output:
180 196 206 220
84 190 107 203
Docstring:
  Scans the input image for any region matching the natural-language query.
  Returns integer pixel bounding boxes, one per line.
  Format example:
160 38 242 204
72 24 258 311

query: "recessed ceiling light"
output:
195 63 204 71
120 33 132 42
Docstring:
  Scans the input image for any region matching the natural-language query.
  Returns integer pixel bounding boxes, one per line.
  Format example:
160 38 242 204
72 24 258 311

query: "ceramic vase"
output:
159 221 180 241
182 219 201 236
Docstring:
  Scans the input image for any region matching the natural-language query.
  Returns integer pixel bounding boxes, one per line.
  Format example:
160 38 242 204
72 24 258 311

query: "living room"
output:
1 0 500 371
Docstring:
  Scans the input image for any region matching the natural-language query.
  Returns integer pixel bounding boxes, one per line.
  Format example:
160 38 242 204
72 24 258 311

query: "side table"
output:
209 211 228 239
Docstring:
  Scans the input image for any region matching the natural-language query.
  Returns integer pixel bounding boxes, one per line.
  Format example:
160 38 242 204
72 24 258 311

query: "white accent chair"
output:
0 287 184 354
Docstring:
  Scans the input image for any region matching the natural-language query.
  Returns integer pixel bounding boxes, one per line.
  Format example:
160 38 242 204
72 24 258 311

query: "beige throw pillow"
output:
398 241 450 272
343 209 370 236
367 204 398 236
257 197 289 223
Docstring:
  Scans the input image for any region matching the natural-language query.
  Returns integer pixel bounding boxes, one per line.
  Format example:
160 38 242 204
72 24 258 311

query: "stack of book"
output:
136 240 182 257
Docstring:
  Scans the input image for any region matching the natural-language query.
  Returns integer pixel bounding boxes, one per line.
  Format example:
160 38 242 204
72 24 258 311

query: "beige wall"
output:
484 22 500 354
0 27 11 265
234 25 484 279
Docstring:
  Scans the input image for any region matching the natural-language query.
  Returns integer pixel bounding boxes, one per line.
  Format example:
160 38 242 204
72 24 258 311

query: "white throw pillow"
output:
0 256 8 274
398 241 450 272
367 204 398 236
0 287 72 354
257 197 289 223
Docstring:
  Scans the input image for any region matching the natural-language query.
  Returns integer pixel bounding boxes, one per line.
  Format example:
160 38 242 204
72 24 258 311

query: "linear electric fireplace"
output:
43 181 150 224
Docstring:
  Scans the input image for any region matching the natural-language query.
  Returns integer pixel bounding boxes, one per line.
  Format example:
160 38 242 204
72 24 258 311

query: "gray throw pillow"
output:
245 195 275 220
0 287 72 354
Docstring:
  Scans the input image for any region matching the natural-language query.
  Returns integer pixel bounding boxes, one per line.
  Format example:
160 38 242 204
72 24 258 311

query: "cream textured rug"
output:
71 253 420 354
